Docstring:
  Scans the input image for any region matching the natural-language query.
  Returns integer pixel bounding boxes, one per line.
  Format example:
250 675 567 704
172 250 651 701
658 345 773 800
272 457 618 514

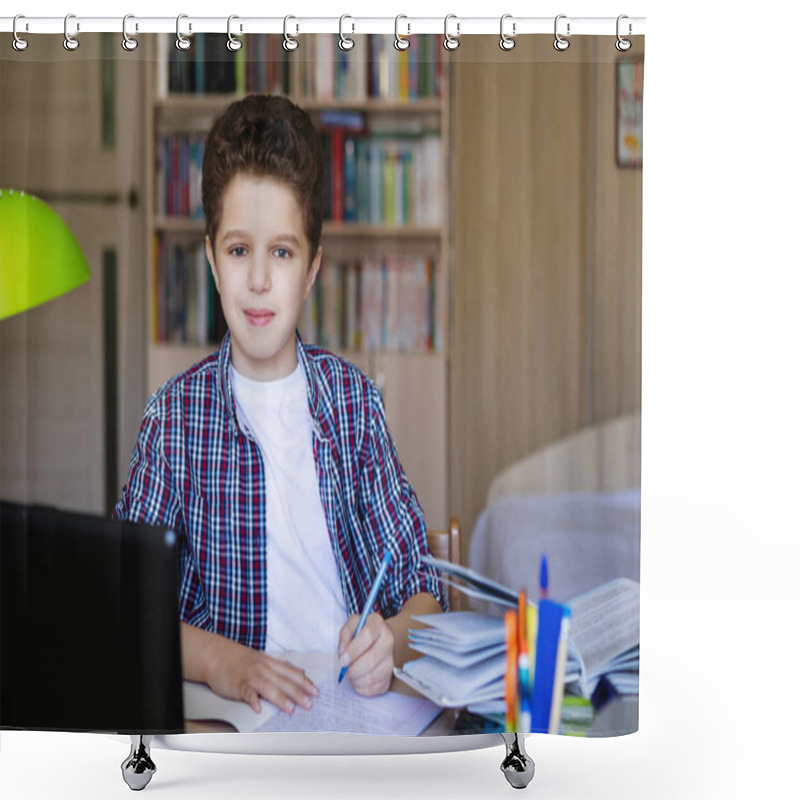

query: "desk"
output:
185 678 637 738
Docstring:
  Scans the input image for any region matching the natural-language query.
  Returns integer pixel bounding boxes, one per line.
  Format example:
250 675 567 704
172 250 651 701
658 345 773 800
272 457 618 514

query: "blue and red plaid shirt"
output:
114 331 447 650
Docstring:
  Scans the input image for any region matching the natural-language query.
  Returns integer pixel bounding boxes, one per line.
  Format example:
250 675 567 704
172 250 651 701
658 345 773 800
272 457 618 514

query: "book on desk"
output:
393 556 640 735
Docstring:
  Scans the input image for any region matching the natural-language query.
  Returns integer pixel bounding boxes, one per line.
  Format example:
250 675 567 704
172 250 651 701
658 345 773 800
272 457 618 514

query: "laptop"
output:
1 500 184 733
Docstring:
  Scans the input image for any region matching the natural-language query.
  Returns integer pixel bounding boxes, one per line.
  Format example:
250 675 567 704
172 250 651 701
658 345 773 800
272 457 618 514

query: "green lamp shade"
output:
0 189 91 320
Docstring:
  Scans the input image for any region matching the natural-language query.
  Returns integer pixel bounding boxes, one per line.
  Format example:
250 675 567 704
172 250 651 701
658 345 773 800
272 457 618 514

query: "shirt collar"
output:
217 330 323 433
295 330 321 420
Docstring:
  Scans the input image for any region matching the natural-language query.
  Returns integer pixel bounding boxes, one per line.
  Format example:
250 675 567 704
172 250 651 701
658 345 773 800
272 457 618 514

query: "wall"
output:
448 36 644 551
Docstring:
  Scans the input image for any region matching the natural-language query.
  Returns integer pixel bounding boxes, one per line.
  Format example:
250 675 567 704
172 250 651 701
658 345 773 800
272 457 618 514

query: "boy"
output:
114 95 447 718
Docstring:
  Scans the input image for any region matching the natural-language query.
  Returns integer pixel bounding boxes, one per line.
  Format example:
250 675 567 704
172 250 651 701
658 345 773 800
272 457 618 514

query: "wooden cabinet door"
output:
0 36 147 514
371 352 447 531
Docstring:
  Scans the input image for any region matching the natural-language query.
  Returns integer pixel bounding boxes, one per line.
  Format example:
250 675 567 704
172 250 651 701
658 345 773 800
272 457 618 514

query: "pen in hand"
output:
338 550 393 684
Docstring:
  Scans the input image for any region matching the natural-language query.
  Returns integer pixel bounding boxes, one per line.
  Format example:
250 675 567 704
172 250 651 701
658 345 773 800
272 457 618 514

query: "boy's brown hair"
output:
202 94 324 263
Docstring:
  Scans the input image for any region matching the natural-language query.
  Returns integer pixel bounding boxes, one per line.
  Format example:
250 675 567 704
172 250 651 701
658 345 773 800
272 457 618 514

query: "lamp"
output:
0 189 91 320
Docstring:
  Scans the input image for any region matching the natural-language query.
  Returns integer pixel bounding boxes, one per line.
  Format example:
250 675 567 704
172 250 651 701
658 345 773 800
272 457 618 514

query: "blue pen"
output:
338 550 393 683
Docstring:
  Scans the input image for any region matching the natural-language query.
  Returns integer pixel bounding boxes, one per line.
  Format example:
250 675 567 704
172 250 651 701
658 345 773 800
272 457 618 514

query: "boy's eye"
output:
274 247 291 259
229 246 247 257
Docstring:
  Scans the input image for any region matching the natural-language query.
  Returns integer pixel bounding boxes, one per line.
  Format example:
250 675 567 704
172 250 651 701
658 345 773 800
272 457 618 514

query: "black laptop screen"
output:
1 501 184 733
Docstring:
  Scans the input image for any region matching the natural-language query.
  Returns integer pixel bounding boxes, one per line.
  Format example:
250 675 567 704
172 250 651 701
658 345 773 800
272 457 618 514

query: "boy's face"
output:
206 173 321 382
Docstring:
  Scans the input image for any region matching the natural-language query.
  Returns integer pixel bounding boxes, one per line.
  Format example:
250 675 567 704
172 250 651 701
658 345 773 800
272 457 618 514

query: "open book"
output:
183 651 441 735
417 556 640 707
564 578 640 699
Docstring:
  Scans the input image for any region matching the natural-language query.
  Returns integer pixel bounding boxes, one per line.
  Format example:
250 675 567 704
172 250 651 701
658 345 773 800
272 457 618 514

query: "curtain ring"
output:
499 14 516 51
122 14 138 51
283 15 299 51
616 15 632 52
227 15 243 52
12 15 29 51
554 14 570 51
394 15 410 51
175 14 191 51
339 14 355 51
443 14 460 51
64 13 79 51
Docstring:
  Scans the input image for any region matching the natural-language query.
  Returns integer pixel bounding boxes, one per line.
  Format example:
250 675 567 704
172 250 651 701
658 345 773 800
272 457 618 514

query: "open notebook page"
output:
183 651 441 735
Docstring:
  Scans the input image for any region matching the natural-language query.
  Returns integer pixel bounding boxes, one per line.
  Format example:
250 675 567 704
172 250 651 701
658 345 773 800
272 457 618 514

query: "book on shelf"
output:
155 133 205 219
154 237 224 346
318 125 442 228
295 34 443 102
157 33 443 101
299 255 439 354
160 33 289 97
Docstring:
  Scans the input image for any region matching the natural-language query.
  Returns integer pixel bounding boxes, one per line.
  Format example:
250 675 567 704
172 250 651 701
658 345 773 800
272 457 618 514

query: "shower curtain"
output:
0 22 643 750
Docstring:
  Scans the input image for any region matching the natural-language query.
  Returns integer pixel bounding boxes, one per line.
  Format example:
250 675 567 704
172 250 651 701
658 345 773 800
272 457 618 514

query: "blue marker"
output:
539 555 549 599
338 550 393 684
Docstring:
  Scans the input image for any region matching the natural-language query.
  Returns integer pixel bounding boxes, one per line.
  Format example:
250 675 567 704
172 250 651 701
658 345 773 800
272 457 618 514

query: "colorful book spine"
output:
330 128 344 222
319 129 442 227
154 239 221 345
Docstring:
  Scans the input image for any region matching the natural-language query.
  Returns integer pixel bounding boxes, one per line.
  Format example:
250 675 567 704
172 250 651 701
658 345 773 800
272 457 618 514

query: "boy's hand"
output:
338 613 395 696
181 622 318 715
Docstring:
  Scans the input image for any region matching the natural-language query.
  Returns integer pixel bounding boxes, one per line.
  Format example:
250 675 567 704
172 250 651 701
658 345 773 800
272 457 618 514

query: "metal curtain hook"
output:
499 14 516 50
616 15 632 51
283 15 299 51
175 14 191 50
339 15 355 51
554 14 570 51
394 15 410 51
122 14 138 51
227 15 242 52
64 13 79 51
12 15 29 51
443 14 460 51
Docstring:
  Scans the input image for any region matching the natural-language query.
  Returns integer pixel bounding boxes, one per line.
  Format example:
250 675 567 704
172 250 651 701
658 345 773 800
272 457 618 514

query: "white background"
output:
2 1 799 798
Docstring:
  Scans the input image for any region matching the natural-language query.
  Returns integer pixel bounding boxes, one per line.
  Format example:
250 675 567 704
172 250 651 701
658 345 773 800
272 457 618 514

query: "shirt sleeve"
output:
358 382 449 616
113 404 213 631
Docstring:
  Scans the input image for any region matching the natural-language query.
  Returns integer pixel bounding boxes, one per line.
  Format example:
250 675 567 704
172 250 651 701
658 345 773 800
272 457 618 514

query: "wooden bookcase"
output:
144 33 450 529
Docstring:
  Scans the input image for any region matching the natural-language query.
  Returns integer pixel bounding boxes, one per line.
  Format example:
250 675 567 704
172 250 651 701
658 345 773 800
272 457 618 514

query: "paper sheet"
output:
183 651 441 735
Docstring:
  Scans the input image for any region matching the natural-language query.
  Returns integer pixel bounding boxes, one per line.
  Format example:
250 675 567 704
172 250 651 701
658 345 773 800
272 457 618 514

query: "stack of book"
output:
394 557 640 735
398 612 507 708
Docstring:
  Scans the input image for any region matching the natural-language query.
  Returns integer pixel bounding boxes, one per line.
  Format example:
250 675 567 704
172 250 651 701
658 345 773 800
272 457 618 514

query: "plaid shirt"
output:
114 332 447 650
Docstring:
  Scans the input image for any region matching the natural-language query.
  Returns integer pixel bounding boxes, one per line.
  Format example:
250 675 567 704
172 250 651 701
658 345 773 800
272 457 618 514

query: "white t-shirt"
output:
231 360 348 655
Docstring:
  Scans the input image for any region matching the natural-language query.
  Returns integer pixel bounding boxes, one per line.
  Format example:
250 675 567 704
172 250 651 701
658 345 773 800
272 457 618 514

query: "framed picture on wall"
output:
616 59 644 167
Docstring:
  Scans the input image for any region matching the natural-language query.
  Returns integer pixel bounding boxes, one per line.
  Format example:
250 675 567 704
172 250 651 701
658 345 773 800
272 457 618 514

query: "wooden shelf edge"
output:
154 95 443 114
153 218 443 239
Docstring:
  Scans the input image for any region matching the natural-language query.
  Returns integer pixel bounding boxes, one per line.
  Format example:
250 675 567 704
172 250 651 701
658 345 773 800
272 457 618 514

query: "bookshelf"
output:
145 33 450 528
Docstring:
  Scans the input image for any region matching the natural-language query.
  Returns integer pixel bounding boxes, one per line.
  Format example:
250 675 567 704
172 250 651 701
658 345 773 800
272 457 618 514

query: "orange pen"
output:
504 609 518 731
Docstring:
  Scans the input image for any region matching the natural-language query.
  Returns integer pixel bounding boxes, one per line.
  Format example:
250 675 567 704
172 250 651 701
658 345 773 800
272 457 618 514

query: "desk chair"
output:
425 517 462 612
